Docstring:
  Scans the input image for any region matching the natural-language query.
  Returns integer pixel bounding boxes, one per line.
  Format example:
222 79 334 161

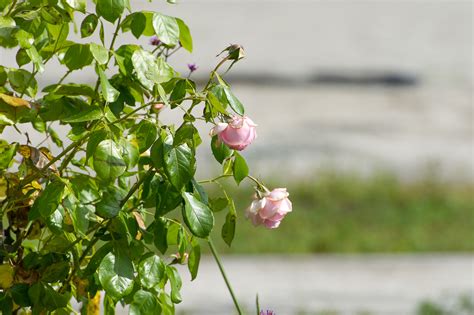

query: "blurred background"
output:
1 0 473 314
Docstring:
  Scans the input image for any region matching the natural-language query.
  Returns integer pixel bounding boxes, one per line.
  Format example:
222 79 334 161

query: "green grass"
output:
207 171 474 253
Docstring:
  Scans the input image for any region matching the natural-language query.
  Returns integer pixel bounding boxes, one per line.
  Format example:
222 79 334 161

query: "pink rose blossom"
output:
246 188 292 229
210 116 257 151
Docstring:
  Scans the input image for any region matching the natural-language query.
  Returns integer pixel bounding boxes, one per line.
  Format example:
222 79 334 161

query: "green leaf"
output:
90 43 109 65
43 83 96 98
119 138 139 168
95 188 125 218
65 0 86 12
164 139 195 190
83 242 113 276
81 14 99 38
130 12 147 39
223 87 245 115
130 120 157 153
130 290 161 315
41 261 70 282
0 16 15 28
153 217 168 254
155 180 182 216
221 199 237 246
176 18 193 52
29 180 66 220
8 69 37 97
46 23 69 47
10 284 31 307
96 0 126 23
62 106 102 123
98 251 134 300
209 197 228 212
166 266 182 304
152 13 179 46
63 44 93 70
138 255 164 289
207 91 227 115
26 46 44 73
233 152 249 184
211 136 233 164
42 283 70 310
92 139 127 183
182 192 214 238
0 140 17 170
97 65 120 102
131 49 170 90
187 239 200 281
14 29 34 49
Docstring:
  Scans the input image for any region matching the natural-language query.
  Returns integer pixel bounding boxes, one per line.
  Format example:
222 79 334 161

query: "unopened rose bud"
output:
246 188 292 229
218 44 245 61
210 116 257 151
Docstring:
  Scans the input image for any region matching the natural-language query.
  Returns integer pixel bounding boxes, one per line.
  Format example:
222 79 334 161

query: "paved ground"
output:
172 255 474 315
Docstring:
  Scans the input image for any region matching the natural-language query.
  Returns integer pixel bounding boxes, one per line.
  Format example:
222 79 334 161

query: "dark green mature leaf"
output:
130 12 147 39
81 14 99 38
187 238 200 280
152 13 179 46
166 266 182 304
221 199 237 246
233 152 249 184
29 180 66 220
96 0 126 23
153 217 168 254
138 254 164 289
211 136 233 164
43 83 95 98
97 65 120 102
164 140 195 190
223 87 245 115
83 242 113 276
209 197 228 212
119 138 139 168
10 284 31 307
155 180 182 216
130 120 157 153
95 188 125 218
42 284 70 311
176 18 193 52
92 139 127 183
0 140 17 170
98 251 134 300
63 44 93 70
62 106 102 123
182 192 214 238
41 261 70 282
130 290 161 315
8 69 37 97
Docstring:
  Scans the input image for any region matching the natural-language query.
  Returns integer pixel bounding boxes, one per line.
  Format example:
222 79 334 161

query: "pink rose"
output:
246 188 292 229
210 116 257 151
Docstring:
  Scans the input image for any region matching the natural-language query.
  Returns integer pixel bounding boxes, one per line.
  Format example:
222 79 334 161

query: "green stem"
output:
208 238 243 315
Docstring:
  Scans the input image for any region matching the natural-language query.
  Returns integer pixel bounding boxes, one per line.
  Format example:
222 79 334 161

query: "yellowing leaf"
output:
0 93 30 108
0 264 14 289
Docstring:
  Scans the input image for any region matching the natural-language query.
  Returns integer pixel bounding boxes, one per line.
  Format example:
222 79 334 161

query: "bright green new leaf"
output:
97 65 120 102
182 192 214 238
152 13 179 46
65 0 86 12
90 43 109 65
0 140 17 170
92 139 127 183
176 18 193 52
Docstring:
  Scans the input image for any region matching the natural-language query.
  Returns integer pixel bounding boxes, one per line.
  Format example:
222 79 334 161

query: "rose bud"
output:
246 188 292 229
210 116 257 151
150 36 161 46
151 103 164 112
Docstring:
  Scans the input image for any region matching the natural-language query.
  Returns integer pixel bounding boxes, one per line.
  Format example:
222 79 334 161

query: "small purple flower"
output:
187 63 198 72
150 36 161 46
260 311 275 315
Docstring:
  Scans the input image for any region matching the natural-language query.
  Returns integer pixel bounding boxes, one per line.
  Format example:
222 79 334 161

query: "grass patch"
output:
207 171 474 253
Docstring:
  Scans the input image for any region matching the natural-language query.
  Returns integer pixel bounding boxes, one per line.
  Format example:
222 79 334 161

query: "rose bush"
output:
0 0 291 314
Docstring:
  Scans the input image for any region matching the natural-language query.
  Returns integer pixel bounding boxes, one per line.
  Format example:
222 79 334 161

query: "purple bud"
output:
259 311 275 315
150 36 161 46
187 63 198 72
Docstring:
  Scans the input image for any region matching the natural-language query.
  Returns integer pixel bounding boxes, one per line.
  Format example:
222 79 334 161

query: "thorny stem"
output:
208 238 243 315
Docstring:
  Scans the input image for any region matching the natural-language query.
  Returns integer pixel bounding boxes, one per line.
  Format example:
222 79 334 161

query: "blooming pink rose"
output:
210 116 257 151
246 188 292 229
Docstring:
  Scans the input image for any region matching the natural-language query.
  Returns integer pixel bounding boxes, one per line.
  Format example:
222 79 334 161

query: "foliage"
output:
0 0 272 313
